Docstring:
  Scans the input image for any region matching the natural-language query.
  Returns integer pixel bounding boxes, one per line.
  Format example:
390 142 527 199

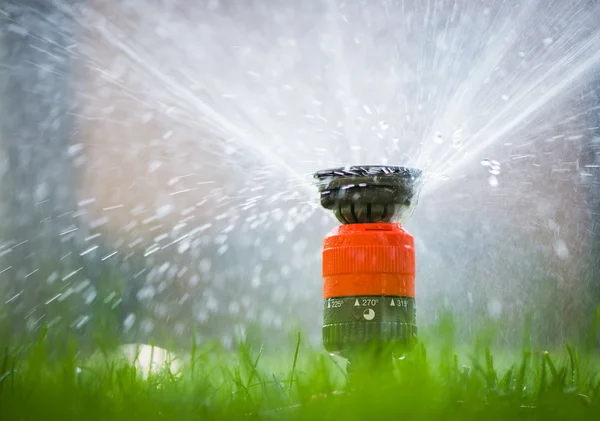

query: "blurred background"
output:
1 0 600 353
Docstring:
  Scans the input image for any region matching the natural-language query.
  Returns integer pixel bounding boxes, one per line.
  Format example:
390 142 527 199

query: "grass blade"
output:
289 331 301 395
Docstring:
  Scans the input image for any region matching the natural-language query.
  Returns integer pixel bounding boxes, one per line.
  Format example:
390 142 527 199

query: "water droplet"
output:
177 239 190 254
363 104 373 115
83 288 97 304
554 239 569 260
488 175 499 187
189 274 200 287
74 316 90 329
68 143 84 157
489 160 502 175
141 319 155 334
441 174 450 180
487 299 503 319
434 132 444 144
137 286 156 301
123 314 136 332
543 37 554 45
148 161 162 173
451 128 463 148
481 158 491 166
206 296 219 312
47 272 59 284
156 204 174 218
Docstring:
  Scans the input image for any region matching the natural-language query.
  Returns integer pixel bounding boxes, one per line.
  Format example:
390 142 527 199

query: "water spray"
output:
314 166 423 385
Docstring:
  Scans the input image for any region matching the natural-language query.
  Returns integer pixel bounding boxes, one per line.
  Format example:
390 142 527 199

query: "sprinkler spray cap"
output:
313 165 423 224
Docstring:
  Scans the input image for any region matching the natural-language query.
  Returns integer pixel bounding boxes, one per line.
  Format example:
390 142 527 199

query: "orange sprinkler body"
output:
313 165 422 365
322 223 415 299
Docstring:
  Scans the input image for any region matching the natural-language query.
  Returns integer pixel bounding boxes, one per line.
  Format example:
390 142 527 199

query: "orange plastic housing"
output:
322 223 415 299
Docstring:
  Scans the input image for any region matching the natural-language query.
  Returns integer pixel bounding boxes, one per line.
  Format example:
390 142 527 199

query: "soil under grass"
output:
1 324 600 420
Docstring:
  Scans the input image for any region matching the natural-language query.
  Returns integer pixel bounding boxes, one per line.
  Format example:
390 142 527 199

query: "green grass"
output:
1 324 600 420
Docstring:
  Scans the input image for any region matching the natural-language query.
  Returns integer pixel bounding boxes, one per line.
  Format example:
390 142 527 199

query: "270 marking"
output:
362 298 379 306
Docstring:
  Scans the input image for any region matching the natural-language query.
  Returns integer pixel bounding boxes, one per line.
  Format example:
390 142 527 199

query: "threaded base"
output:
345 353 396 389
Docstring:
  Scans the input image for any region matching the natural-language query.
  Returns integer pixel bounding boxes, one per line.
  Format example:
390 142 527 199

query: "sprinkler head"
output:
313 165 423 224
313 165 423 383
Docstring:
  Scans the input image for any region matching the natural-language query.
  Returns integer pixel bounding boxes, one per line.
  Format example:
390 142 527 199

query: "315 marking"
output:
395 299 408 308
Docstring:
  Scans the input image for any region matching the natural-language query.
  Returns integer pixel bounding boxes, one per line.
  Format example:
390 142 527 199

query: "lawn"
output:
1 322 599 421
